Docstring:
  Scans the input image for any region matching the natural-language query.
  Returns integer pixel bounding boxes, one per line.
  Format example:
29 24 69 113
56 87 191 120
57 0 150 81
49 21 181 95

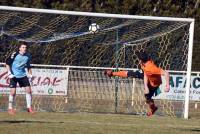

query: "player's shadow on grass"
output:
0 120 64 124
180 128 200 132
190 128 200 132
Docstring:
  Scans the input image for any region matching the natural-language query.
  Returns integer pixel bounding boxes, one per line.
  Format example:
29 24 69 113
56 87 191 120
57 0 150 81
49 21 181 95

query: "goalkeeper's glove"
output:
8 71 15 79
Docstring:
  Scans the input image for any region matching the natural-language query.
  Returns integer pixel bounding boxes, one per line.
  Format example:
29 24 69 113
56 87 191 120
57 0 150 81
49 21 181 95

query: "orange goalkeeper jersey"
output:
140 60 162 87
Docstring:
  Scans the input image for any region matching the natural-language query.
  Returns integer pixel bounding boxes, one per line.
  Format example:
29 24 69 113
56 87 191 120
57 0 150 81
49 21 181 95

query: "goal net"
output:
0 6 194 118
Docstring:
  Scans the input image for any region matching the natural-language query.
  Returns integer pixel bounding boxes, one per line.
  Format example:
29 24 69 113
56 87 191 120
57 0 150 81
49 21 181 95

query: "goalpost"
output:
0 6 195 119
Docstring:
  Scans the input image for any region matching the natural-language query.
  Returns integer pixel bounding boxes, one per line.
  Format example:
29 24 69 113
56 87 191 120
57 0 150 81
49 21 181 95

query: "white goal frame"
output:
0 6 195 119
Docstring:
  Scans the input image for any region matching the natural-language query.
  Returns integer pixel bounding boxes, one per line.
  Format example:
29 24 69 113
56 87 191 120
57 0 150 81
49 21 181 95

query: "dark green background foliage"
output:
0 0 199 70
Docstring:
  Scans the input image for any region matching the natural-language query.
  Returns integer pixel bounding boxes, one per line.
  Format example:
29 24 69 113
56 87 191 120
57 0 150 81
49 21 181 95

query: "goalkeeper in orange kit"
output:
104 51 170 116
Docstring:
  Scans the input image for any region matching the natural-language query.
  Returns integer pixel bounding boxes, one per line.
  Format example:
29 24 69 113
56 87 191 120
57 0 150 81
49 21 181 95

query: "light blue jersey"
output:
11 53 31 78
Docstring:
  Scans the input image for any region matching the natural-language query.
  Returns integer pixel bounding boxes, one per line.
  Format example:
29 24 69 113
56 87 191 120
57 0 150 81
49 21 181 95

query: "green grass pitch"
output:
0 112 199 134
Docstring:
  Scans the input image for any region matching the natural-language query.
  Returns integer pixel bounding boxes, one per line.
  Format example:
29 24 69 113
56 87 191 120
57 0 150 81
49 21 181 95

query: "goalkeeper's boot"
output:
8 108 16 115
104 69 113 77
27 107 35 114
147 106 158 117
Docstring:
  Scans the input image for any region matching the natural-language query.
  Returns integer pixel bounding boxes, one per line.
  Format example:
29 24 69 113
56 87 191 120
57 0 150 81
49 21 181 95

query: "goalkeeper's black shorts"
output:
9 76 31 88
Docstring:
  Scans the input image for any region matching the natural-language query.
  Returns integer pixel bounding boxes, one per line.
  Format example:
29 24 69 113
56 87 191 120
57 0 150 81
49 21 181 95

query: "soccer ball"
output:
89 23 100 33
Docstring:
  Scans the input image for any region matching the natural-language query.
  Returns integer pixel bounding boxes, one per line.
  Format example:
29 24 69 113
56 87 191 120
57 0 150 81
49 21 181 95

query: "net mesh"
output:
0 9 191 117
0 10 189 68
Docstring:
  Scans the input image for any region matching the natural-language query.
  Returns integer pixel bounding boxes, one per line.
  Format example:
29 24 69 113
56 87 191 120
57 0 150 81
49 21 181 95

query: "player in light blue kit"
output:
6 42 34 115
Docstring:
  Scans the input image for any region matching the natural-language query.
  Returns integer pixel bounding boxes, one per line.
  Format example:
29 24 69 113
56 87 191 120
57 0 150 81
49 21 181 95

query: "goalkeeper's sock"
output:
148 100 156 109
150 104 156 110
112 71 128 78
26 93 32 108
8 94 15 109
